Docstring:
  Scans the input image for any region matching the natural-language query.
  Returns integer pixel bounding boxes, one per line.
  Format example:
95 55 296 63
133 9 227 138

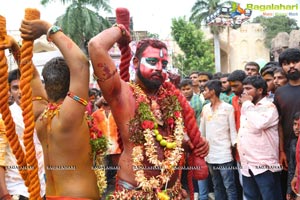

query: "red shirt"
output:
232 95 241 162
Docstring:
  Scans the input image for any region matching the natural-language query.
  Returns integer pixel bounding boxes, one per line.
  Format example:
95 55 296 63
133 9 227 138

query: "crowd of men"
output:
0 11 299 200
177 54 300 200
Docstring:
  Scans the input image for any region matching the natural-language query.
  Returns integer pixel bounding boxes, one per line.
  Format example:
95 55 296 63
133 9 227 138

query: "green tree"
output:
171 17 214 76
41 0 112 53
189 0 231 72
147 32 159 39
252 15 298 48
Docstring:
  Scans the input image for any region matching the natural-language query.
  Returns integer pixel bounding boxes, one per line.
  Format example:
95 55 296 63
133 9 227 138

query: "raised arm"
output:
31 66 47 120
88 25 130 104
20 19 89 129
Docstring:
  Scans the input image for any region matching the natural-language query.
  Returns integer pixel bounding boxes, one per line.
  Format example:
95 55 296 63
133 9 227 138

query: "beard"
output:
222 87 231 94
137 67 163 91
287 70 300 80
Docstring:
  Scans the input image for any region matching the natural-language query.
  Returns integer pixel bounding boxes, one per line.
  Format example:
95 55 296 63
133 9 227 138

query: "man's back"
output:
36 110 99 199
18 19 100 199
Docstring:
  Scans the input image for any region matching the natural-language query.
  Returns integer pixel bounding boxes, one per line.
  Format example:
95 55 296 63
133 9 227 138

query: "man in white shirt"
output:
200 80 238 200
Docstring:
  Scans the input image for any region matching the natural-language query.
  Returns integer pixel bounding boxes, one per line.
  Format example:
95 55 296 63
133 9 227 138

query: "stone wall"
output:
203 23 270 72
271 30 300 61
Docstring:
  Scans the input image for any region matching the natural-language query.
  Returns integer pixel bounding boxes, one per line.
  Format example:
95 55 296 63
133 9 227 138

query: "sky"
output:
0 0 195 38
0 0 299 39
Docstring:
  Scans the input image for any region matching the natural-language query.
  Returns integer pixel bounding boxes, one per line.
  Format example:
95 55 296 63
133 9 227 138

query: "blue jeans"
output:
198 178 209 200
242 170 282 200
208 161 237 200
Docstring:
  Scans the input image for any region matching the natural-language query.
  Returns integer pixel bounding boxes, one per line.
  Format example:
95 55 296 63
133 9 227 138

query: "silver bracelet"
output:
46 25 62 42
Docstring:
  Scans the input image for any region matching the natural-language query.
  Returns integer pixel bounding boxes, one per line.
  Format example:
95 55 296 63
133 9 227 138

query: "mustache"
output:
151 72 163 78
288 68 298 73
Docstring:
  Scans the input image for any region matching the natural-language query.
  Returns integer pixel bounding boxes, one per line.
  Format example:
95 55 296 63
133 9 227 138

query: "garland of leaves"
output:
129 82 184 192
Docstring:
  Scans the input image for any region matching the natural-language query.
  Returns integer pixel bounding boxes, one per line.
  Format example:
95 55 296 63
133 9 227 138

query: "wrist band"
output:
67 92 88 106
112 23 127 36
47 25 62 42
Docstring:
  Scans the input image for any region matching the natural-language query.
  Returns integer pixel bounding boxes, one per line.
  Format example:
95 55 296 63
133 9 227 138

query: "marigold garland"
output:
129 82 184 192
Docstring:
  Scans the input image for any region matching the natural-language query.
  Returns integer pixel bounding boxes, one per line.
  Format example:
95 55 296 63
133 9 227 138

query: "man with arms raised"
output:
19 19 101 199
88 17 209 199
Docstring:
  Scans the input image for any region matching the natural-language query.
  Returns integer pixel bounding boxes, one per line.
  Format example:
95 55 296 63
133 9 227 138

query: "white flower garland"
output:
132 115 184 191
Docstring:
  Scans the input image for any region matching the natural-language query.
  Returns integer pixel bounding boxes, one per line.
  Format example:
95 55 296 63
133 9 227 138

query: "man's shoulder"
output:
191 93 201 101
202 102 211 110
275 83 300 94
221 101 234 108
260 97 277 107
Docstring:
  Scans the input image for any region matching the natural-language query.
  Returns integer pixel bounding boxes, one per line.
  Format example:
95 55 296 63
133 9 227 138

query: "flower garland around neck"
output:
129 82 184 192
41 102 63 121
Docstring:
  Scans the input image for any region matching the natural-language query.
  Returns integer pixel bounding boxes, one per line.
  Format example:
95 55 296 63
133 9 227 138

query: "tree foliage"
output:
40 0 112 53
190 0 231 34
41 0 111 12
147 32 159 39
253 15 299 48
171 17 214 76
189 0 232 72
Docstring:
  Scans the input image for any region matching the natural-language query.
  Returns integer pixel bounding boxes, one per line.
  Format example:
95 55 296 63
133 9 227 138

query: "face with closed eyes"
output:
136 46 168 90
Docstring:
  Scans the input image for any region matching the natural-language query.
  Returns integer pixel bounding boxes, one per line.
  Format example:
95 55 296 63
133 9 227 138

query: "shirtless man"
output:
19 20 100 199
88 21 209 198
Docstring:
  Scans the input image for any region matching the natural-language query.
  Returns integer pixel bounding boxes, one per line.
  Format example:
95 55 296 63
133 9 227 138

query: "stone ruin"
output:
271 30 300 61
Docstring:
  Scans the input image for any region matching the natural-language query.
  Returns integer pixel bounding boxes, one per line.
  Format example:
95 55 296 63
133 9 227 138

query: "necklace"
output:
129 82 184 192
